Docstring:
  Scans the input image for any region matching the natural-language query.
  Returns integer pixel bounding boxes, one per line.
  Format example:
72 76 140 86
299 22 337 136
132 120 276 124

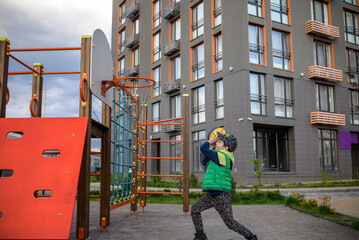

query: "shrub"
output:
231 176 237 196
153 172 161 184
189 172 199 188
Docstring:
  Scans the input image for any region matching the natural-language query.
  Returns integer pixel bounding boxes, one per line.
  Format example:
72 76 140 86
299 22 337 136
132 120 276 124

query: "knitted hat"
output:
217 132 238 152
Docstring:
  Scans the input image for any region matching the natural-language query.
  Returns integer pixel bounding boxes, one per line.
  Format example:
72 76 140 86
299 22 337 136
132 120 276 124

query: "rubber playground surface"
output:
70 202 359 240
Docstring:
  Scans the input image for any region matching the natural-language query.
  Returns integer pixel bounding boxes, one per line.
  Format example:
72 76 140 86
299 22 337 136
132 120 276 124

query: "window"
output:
132 47 139 66
249 24 264 65
347 49 359 83
215 80 224 119
153 32 161 62
311 0 329 24
316 84 334 112
213 0 222 27
318 129 338 171
118 58 125 77
350 90 359 125
119 29 126 53
344 10 359 45
271 0 289 24
314 41 331 67
171 18 181 41
214 34 223 72
192 86 205 124
193 130 206 172
171 135 183 173
248 0 263 17
133 18 140 35
153 66 161 97
344 0 357 5
152 102 161 133
192 2 204 39
250 73 266 115
171 55 181 81
170 94 182 118
272 30 291 70
192 43 205 81
119 3 126 26
274 77 293 118
253 128 290 172
153 0 161 28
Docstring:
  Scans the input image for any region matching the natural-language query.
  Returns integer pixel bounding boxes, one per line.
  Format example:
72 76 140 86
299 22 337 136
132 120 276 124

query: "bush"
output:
189 172 199 188
153 172 161 184
231 176 237 196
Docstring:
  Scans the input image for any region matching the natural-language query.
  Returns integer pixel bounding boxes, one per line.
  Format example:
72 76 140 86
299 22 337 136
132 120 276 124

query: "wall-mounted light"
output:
229 66 233 71
238 118 243 122
300 72 304 77
247 117 252 121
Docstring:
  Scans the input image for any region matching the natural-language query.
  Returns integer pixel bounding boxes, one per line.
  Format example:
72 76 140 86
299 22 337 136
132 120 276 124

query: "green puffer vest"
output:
202 150 234 192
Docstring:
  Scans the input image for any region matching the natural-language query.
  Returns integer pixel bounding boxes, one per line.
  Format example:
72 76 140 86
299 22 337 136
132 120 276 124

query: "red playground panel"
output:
0 117 88 239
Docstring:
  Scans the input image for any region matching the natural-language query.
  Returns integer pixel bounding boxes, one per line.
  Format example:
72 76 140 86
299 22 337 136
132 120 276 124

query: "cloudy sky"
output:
0 0 112 120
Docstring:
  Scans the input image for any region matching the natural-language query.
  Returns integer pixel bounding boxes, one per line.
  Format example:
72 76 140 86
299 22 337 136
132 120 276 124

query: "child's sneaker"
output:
193 231 208 240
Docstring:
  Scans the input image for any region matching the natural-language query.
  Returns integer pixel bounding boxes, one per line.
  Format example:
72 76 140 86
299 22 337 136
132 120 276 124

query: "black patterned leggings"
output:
191 192 254 239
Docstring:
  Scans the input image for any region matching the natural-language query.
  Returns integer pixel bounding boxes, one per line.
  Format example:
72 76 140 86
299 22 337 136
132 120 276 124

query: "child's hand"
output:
208 135 218 145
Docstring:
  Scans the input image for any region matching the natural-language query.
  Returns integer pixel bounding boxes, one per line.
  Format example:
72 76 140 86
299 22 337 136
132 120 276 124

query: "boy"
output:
190 132 258 240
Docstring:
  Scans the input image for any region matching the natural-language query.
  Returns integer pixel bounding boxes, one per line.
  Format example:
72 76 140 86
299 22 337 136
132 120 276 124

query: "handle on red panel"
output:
79 73 87 106
30 94 38 117
6 87 10 104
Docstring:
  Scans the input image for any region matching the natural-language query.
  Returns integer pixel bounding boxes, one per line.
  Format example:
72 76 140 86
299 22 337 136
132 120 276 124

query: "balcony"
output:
306 20 339 40
125 34 139 49
164 40 180 56
163 79 181 94
308 65 342 83
126 2 140 19
124 66 139 77
163 120 182 133
163 2 180 20
311 111 345 126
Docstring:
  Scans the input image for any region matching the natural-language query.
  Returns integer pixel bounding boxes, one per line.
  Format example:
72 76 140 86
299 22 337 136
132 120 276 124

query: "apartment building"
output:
111 0 359 185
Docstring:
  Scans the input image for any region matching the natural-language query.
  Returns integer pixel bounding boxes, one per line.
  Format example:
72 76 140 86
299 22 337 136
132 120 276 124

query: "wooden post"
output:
131 98 139 213
182 94 189 213
140 104 147 209
77 35 92 239
30 63 44 117
0 38 10 118
100 102 111 228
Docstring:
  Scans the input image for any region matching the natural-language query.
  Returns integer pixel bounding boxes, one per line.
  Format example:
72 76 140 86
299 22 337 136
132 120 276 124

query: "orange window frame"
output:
211 0 222 28
169 16 180 42
152 30 161 63
313 38 335 68
151 66 161 98
190 1 203 41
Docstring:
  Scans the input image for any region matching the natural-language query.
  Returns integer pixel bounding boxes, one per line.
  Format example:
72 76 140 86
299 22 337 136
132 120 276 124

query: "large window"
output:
318 129 338 171
271 0 289 24
344 10 359 45
272 30 291 70
215 80 224 119
213 0 222 27
214 34 223 72
152 102 161 133
119 29 126 53
171 135 183 173
171 18 181 41
253 128 290 172
350 90 359 125
193 130 206 172
250 73 266 115
311 0 329 24
119 3 126 26
347 49 359 83
192 2 204 39
170 94 182 118
249 24 264 65
153 0 161 28
171 56 181 81
153 66 161 97
314 40 331 68
316 84 334 112
192 43 205 81
118 57 125 77
153 32 161 62
192 86 205 124
274 77 293 118
248 0 262 17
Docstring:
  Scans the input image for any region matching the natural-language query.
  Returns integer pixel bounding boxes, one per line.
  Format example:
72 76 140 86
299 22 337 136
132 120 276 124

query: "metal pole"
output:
0 38 10 117
182 94 189 213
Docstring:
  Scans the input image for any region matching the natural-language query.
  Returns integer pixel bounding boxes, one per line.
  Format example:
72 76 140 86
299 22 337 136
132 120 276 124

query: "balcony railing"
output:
126 2 140 19
308 65 342 83
163 2 180 20
306 20 339 40
163 120 182 133
164 40 180 56
125 34 139 49
163 79 181 94
311 111 345 126
124 65 139 77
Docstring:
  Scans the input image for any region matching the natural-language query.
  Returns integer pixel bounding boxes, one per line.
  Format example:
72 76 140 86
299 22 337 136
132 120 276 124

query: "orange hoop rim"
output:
113 77 155 89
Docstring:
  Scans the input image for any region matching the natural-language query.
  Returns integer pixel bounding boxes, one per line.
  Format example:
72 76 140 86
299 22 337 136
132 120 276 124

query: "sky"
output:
0 0 113 121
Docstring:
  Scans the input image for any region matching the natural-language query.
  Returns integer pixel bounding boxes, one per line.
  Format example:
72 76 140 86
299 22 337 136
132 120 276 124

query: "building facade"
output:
111 0 359 185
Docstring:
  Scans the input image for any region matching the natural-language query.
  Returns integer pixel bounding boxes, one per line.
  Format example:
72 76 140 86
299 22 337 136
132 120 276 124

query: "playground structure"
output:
0 30 189 239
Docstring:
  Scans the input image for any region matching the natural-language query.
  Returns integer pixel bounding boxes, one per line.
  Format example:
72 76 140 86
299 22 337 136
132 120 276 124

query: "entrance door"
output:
352 144 359 179
151 141 161 174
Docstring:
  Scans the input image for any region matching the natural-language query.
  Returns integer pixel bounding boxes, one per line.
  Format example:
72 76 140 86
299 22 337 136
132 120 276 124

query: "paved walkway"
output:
70 203 359 240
